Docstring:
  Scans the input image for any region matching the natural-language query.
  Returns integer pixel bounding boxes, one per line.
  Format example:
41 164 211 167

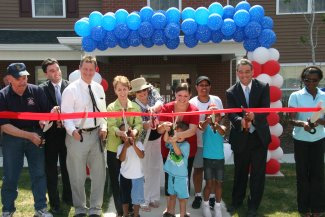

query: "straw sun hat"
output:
129 77 152 93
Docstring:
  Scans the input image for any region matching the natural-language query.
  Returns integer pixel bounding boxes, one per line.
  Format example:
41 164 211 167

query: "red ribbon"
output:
0 107 321 121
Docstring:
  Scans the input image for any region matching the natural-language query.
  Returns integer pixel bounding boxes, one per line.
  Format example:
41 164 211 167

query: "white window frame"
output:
276 0 325 15
32 0 66 18
147 0 182 11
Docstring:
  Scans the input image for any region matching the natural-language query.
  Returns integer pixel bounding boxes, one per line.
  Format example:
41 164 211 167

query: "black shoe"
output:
209 197 216 209
191 196 202 209
227 204 242 214
162 212 176 217
50 206 62 215
246 209 257 217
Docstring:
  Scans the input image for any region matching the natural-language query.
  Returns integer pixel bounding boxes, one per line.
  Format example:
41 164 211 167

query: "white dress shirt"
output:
61 78 107 136
240 81 252 95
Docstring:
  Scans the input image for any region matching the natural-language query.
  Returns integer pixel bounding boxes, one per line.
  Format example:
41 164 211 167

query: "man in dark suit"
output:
226 59 271 217
39 58 72 213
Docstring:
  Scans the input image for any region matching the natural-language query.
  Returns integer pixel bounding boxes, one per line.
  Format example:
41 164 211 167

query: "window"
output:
277 0 325 15
32 0 66 18
35 66 67 85
227 0 242 6
148 0 181 11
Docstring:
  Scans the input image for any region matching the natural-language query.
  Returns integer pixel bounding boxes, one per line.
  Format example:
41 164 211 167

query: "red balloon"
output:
269 86 282 102
268 135 280 150
252 61 262 78
267 113 279 126
263 60 280 76
266 159 280 174
101 78 109 92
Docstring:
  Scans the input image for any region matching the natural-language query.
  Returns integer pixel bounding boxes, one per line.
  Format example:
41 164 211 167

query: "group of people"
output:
0 55 324 217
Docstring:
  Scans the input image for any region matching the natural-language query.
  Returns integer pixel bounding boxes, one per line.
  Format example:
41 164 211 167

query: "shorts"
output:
193 147 203 168
119 174 145 205
167 175 189 199
203 158 225 181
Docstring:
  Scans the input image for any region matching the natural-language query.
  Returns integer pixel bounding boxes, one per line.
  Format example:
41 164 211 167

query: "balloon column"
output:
74 1 277 52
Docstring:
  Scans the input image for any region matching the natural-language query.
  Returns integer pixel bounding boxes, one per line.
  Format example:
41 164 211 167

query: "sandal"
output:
140 204 151 212
162 212 176 217
149 201 160 208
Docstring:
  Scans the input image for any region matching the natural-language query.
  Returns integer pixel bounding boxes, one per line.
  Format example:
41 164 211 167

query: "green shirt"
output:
106 99 143 152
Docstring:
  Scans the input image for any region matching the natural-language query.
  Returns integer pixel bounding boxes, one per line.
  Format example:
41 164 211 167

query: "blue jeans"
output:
1 133 47 212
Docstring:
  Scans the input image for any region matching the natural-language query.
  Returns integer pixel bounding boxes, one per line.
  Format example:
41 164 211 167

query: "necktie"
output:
88 84 98 126
244 86 250 106
54 85 61 105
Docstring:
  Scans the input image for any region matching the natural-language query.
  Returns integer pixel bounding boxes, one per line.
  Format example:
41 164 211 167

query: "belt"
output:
77 126 99 132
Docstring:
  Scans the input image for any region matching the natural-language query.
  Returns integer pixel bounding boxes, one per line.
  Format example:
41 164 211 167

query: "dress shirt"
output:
61 78 107 136
51 80 62 90
240 81 252 98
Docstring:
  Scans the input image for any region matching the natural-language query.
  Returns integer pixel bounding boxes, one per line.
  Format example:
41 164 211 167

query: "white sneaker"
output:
34 208 53 217
202 201 212 217
214 204 222 217
1 212 14 217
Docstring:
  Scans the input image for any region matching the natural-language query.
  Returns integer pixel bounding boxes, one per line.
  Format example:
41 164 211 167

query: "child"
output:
117 124 145 217
163 121 190 217
200 105 226 217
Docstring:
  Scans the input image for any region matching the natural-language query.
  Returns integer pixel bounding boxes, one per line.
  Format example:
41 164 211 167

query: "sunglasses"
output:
303 78 320 83
136 88 147 94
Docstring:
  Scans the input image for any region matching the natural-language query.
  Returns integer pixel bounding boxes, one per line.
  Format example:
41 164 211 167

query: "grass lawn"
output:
0 164 302 217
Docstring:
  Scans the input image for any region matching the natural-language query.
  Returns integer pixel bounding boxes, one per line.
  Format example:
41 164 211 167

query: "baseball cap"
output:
195 76 211 85
7 63 30 78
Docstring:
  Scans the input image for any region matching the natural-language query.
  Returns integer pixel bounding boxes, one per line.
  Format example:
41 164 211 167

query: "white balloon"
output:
68 70 80 82
270 123 283 137
266 150 271 162
270 100 282 108
223 142 233 164
256 73 271 84
268 48 280 61
247 52 254 60
93 72 102 83
253 47 270 64
270 147 284 160
270 74 284 88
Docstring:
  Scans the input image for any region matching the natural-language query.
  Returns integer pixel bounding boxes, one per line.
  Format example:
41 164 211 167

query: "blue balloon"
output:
233 27 245 42
128 30 141 47
166 7 181 23
139 21 154 38
182 7 195 20
96 40 109 51
196 25 211 43
221 18 236 36
223 34 233 40
142 37 154 48
181 18 197 35
166 37 180 50
223 5 235 19
235 1 251 12
211 30 223 43
115 9 129 24
102 12 116 31
208 2 224 16
152 30 166 46
103 31 118 48
81 17 89 21
243 38 260 51
82 36 97 52
164 23 180 40
261 16 274 29
195 7 209 25
74 19 91 37
151 13 167 29
244 21 262 39
118 39 130 49
113 23 130 39
126 13 141 30
207 14 223 30
258 29 276 48
249 5 264 22
184 34 198 48
156 10 166 15
140 6 154 22
89 11 103 28
91 26 106 41
234 9 250 27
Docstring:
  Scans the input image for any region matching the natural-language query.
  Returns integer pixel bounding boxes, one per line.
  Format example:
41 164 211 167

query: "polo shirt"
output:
0 84 49 129
288 87 325 142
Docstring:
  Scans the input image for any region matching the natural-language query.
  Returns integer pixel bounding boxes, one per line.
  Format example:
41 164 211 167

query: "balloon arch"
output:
74 1 283 175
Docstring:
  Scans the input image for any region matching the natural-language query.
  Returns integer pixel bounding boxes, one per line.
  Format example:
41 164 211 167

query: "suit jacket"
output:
226 79 271 153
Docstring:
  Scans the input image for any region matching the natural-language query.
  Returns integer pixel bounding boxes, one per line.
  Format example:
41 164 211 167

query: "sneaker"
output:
209 197 216 210
214 204 222 217
2 212 14 217
192 196 202 209
202 202 212 217
34 208 53 217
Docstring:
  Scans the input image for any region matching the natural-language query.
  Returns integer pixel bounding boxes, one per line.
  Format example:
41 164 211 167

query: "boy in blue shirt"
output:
200 105 226 217
163 121 190 217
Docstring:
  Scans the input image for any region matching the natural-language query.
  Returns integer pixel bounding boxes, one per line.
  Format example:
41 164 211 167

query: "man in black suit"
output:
39 58 72 213
226 59 271 217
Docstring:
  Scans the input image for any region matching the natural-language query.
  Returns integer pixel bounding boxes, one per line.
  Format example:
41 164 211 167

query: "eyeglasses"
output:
136 88 147 94
303 78 320 83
